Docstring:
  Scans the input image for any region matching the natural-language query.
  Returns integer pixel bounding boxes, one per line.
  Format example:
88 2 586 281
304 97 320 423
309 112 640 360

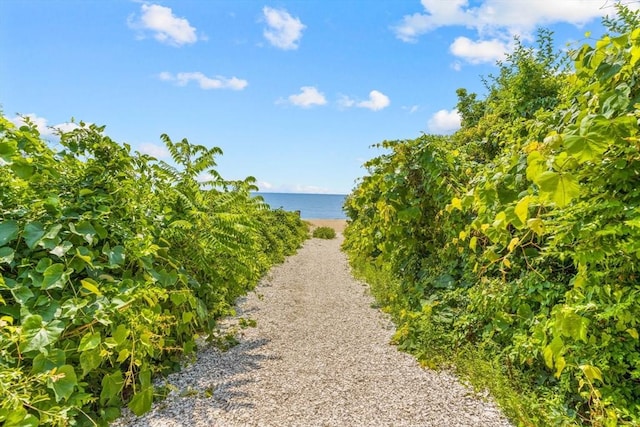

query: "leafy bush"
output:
312 226 336 239
344 6 640 426
0 117 308 425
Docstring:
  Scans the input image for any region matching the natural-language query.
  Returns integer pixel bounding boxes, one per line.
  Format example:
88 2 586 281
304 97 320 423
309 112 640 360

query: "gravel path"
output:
115 234 512 427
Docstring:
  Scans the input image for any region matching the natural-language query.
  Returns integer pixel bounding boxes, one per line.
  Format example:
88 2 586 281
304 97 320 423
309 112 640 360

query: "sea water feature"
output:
255 192 347 219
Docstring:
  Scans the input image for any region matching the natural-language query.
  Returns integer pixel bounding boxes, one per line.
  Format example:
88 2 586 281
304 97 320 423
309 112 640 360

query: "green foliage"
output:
344 6 640 426
0 117 308 425
312 226 336 239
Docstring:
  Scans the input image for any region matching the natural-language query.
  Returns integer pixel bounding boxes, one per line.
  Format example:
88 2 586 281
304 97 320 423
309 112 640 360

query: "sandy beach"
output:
305 218 348 233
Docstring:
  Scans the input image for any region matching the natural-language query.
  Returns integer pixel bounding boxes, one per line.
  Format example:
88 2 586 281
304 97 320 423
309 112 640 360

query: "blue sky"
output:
1 1 631 194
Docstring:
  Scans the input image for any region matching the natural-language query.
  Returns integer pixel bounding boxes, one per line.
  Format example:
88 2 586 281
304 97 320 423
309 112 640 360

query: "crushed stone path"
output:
115 234 512 427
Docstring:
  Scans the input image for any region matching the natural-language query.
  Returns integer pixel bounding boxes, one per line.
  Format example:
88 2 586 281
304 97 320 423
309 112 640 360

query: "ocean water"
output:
255 192 347 219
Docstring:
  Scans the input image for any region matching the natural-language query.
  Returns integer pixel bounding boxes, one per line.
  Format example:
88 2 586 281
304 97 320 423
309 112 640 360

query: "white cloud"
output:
402 105 420 114
258 181 274 191
53 122 81 133
338 95 356 109
339 90 391 111
450 37 508 64
9 114 80 137
427 109 461 134
393 0 625 64
357 90 390 111
129 3 198 46
159 72 248 90
285 86 327 108
138 142 170 158
263 6 305 50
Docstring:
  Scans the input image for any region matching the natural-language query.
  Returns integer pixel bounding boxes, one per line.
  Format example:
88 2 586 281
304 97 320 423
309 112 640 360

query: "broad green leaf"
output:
23 222 45 249
105 245 126 267
0 246 14 264
21 315 65 353
47 365 78 402
536 171 580 207
128 387 154 416
50 241 73 258
78 331 101 351
80 347 103 377
128 369 153 415
10 159 34 179
3 406 39 427
626 328 639 340
543 335 564 369
76 246 94 265
42 263 67 290
100 371 124 405
11 285 34 305
32 348 66 373
35 258 52 273
75 221 97 244
397 206 420 221
563 132 609 163
0 140 17 161
113 324 130 345
80 278 102 296
0 220 19 246
559 311 589 343
116 349 130 363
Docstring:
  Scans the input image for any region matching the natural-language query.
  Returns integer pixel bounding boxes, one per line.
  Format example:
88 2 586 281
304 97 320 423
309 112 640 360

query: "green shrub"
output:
0 116 308 425
343 7 640 425
312 226 336 239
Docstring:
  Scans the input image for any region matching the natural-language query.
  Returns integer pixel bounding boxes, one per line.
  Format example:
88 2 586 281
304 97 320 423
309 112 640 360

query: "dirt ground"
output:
305 219 348 233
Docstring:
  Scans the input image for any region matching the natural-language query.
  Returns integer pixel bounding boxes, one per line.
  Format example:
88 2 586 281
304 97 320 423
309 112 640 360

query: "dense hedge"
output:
0 117 308 426
344 8 640 426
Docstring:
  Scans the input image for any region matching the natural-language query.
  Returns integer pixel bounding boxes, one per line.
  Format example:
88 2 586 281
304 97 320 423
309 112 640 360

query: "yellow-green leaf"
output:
581 364 603 383
507 237 520 253
536 171 580 207
80 278 102 296
514 196 531 224
451 197 462 211
554 355 566 378
527 217 545 235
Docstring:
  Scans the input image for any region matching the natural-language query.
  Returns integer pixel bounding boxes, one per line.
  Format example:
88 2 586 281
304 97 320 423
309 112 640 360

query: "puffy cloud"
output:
138 142 170 158
129 3 198 46
393 0 626 64
427 109 461 134
449 37 508 64
263 7 306 50
339 90 391 111
9 113 80 137
285 86 327 108
394 0 612 42
357 90 390 111
159 71 248 90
